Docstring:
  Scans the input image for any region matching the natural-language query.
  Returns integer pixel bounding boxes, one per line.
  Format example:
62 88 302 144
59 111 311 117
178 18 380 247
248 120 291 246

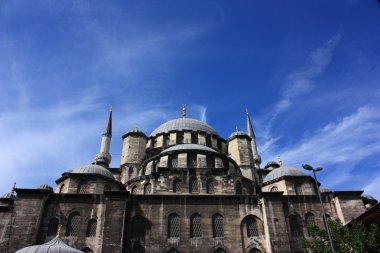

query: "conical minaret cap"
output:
103 108 112 137
246 109 255 139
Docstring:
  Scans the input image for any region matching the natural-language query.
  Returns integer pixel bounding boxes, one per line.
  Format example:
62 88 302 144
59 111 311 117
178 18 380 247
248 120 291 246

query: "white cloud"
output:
364 175 380 199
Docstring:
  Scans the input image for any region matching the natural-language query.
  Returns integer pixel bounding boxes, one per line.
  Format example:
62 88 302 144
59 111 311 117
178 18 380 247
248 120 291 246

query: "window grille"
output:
190 214 202 238
168 213 180 238
77 181 87 194
189 177 199 193
270 186 278 192
289 215 300 236
246 217 259 237
173 179 181 193
295 184 303 195
66 212 81 236
167 248 180 253
170 155 178 168
144 183 152 194
214 248 227 253
212 214 224 238
104 185 111 192
236 181 242 195
86 219 97 237
207 179 214 194
47 217 59 236
305 213 315 225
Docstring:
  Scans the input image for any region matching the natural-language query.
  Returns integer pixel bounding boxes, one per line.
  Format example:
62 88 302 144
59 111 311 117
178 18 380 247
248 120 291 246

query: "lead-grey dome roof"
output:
15 237 83 253
151 118 219 137
39 184 53 191
263 166 307 184
161 144 217 154
228 130 248 140
70 164 114 179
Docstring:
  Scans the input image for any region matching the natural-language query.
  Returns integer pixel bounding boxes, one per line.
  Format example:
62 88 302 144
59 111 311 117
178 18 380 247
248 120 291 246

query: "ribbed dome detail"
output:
150 118 219 137
263 166 307 184
161 144 217 154
15 237 83 253
70 164 114 179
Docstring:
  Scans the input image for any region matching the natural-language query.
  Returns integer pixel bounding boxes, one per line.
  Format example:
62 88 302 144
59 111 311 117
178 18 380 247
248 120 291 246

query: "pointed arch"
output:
47 217 59 236
214 248 227 253
166 249 180 253
86 219 97 237
168 213 180 238
212 213 224 238
190 213 202 238
245 217 259 237
66 212 81 236
189 177 199 193
82 247 93 253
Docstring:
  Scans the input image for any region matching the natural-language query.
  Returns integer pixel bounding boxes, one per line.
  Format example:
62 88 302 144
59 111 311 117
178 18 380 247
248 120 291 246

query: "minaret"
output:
95 108 112 167
246 109 261 168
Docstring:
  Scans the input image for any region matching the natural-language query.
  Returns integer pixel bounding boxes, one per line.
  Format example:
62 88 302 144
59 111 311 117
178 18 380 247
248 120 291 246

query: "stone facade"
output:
0 111 373 253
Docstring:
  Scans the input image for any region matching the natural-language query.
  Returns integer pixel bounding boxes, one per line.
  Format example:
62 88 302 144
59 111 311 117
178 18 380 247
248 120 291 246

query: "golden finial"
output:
278 156 283 166
56 225 63 238
182 104 186 118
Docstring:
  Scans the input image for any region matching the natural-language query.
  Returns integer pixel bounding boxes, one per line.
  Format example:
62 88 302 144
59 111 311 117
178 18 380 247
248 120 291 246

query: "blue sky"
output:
1 0 380 199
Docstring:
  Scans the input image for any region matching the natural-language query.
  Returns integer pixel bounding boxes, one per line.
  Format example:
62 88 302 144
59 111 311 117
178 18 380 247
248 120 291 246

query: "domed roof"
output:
161 144 217 154
228 130 248 140
150 118 219 137
39 184 54 191
70 164 114 180
263 166 307 184
15 237 83 253
362 194 376 200
264 161 280 169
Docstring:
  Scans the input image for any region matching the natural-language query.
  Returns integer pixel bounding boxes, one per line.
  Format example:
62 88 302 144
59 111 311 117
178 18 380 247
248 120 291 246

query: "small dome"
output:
151 118 219 137
161 144 217 154
39 184 54 191
263 166 307 184
1 192 15 199
320 187 332 193
15 237 83 253
362 194 376 200
264 161 280 169
228 130 248 140
70 164 114 180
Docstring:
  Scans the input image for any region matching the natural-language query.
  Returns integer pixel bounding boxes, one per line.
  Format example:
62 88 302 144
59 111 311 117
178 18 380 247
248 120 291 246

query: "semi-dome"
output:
15 237 83 253
161 144 217 154
39 184 54 191
263 166 307 184
150 118 219 137
70 164 114 179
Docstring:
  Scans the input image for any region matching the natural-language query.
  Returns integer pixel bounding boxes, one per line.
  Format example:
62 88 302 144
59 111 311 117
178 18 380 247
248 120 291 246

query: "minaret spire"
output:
182 104 186 118
246 109 261 168
95 108 113 167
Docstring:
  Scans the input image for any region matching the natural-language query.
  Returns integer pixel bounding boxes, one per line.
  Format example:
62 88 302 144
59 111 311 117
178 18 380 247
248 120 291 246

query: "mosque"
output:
0 106 377 253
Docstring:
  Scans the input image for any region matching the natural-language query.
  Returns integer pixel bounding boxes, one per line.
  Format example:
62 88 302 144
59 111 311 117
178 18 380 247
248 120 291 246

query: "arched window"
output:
289 214 300 236
235 181 242 195
305 212 315 225
131 186 138 194
104 185 111 192
59 184 65 193
214 248 227 253
189 177 199 193
77 181 87 194
86 219 97 237
168 213 180 238
190 213 202 238
131 216 149 243
173 179 181 193
66 212 81 236
170 155 178 168
207 179 214 194
246 217 259 237
47 217 59 236
212 213 224 238
144 183 152 194
249 248 261 253
270 186 278 192
295 183 303 195
82 248 93 253
167 249 180 253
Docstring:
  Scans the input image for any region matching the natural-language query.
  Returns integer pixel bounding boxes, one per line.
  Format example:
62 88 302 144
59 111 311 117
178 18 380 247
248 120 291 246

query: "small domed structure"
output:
263 166 307 184
70 164 114 180
39 184 54 192
228 130 249 140
264 161 280 170
319 187 332 193
361 194 378 208
15 237 83 253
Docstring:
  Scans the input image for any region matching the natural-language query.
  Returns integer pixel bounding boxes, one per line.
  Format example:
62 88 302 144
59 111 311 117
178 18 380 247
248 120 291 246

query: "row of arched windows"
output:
134 180 246 195
76 181 111 194
47 213 97 238
288 212 320 237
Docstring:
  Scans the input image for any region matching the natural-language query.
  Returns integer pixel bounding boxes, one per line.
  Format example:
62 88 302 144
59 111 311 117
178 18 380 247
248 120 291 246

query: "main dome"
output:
150 118 219 137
